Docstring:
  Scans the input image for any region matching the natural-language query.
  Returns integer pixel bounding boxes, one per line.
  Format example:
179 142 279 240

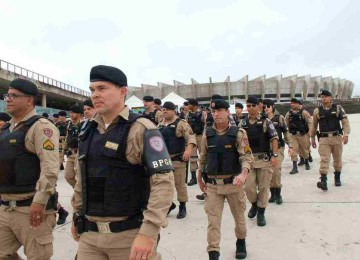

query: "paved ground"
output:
18 114 360 259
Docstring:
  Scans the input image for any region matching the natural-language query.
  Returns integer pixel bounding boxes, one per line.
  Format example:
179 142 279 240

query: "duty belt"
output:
1 195 57 210
291 131 306 136
254 153 270 161
318 131 341 138
206 176 235 185
84 215 143 234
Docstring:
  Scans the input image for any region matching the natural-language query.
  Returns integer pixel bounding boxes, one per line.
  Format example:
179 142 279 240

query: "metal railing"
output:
0 59 90 97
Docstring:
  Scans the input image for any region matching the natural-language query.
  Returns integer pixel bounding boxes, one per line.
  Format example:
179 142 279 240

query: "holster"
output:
74 213 86 234
48 192 59 210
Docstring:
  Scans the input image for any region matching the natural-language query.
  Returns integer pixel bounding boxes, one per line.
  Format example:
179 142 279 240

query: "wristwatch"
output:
272 153 278 158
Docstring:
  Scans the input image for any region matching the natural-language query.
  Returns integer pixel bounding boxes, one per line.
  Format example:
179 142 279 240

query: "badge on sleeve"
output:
43 139 55 150
149 136 164 152
244 145 252 154
43 128 53 138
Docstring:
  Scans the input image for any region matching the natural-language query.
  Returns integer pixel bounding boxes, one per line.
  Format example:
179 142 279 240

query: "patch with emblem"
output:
105 141 119 151
43 128 53 138
269 124 275 130
43 139 55 150
225 144 232 148
211 102 215 108
244 145 252 153
149 136 164 152
242 138 249 146
9 139 16 144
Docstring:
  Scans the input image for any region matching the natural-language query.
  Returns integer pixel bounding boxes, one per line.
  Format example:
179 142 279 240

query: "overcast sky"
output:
0 0 359 95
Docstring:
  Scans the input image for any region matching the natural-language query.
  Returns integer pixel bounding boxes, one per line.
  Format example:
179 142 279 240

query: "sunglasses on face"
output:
265 105 273 108
246 104 257 108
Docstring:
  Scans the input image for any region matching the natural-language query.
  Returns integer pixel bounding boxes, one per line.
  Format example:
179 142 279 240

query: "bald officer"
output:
240 96 278 227
143 96 162 125
158 101 196 219
311 90 350 190
198 99 253 260
0 78 59 260
71 65 174 260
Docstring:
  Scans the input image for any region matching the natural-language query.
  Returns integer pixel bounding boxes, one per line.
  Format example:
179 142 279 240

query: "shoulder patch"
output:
244 145 252 154
149 135 164 152
43 128 53 138
43 139 55 150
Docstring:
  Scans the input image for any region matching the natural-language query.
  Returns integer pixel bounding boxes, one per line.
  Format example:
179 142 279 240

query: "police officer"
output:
83 98 96 120
0 78 59 259
179 101 189 120
158 101 196 219
285 98 312 174
310 90 350 190
154 98 162 111
0 112 12 128
233 103 245 126
64 105 83 188
197 99 253 260
56 110 68 170
71 65 174 260
263 99 293 204
240 96 278 226
52 113 60 124
143 96 162 124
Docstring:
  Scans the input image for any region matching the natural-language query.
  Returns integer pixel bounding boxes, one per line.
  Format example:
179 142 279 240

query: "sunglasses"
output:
265 105 273 108
246 104 257 108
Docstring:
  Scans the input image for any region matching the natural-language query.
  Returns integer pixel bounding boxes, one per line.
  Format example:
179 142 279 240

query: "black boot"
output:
298 157 305 166
248 202 258 218
334 172 342 186
275 188 283 205
177 202 187 219
268 188 276 203
187 171 197 186
208 251 220 260
257 207 266 226
305 159 310 170
309 153 313 162
235 239 247 259
317 174 328 191
290 161 299 174
167 202 176 215
196 193 206 201
57 207 69 225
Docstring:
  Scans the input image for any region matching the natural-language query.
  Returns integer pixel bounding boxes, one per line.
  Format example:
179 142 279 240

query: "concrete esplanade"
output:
0 59 90 109
128 75 354 104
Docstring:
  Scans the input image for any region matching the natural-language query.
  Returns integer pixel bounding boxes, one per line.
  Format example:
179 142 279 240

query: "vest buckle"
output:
9 201 17 207
96 222 112 233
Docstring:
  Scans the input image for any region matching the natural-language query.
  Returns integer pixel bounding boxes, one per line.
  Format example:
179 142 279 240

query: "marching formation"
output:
0 65 350 260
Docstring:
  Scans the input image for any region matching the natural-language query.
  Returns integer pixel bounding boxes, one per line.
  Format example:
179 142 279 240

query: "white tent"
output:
161 92 187 111
125 95 143 109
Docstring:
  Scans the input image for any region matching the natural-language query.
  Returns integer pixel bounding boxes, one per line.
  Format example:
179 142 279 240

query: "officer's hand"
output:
29 202 45 228
233 174 246 186
198 177 207 193
182 150 191 161
312 139 317 149
288 147 294 157
343 135 348 145
129 234 155 260
71 224 80 242
270 157 277 167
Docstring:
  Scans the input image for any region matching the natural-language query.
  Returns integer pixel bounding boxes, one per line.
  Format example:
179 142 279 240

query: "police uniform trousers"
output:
204 183 246 252
173 161 188 202
270 147 285 188
0 206 55 260
58 141 65 168
318 135 343 175
65 152 78 188
190 134 202 172
290 134 310 161
77 228 161 260
245 156 272 208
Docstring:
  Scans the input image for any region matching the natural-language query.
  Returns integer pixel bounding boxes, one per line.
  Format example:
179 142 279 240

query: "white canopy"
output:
161 92 187 110
125 95 143 109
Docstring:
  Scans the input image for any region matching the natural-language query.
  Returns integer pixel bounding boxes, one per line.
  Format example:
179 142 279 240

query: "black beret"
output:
263 99 274 106
9 78 38 96
83 98 94 108
246 96 259 105
163 101 176 110
183 101 189 106
70 105 83 114
211 94 223 100
235 103 243 109
0 112 12 122
211 99 229 110
154 98 162 105
53 114 59 118
143 96 154 102
290 98 300 104
90 65 127 87
41 112 49 118
320 89 332 97
187 98 198 106
58 111 67 116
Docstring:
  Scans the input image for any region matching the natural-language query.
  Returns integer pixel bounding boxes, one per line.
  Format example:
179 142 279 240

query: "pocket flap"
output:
35 234 54 245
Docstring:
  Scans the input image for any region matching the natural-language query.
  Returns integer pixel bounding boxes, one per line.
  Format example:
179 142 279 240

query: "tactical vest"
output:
56 121 67 137
187 111 204 135
318 104 342 133
66 121 82 148
271 115 285 147
0 116 41 194
158 118 185 157
206 112 214 127
241 118 270 153
78 113 150 217
288 109 308 135
233 114 245 126
205 126 241 175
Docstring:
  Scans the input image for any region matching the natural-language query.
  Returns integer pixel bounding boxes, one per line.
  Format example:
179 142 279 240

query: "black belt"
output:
170 154 183 162
2 196 56 210
318 131 341 138
84 216 143 233
206 176 235 185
